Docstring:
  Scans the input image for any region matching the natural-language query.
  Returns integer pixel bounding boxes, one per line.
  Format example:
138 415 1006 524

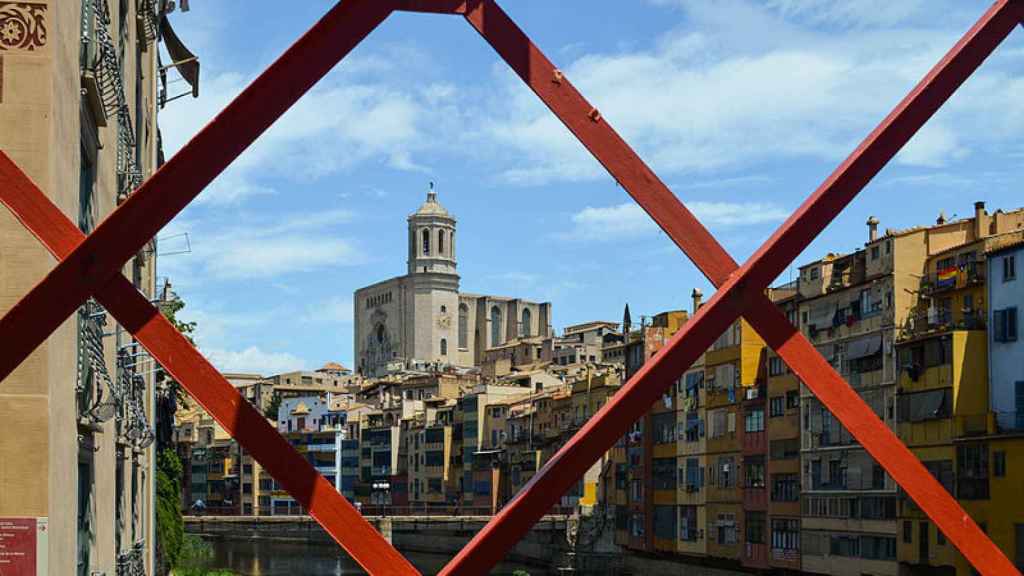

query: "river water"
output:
205 537 549 575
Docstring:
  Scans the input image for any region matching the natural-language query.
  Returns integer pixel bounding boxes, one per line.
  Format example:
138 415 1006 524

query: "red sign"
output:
0 518 35 576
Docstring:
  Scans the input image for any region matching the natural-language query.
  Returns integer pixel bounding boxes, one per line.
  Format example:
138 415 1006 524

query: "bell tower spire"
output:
407 182 457 277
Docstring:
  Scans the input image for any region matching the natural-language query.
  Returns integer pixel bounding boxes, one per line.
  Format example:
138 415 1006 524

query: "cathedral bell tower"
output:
408 183 458 277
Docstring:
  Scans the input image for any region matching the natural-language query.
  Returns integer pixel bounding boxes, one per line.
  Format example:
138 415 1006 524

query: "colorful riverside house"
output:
798 221 905 576
615 307 689 551
676 290 708 559
739 339 769 570
893 228 1024 575
504 391 545 498
650 368 680 553
704 318 763 567
979 234 1024 574
765 286 803 572
566 366 621 512
405 397 458 509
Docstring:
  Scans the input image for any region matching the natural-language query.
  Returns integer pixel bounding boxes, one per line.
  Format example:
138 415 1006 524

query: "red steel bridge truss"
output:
1 1 1023 574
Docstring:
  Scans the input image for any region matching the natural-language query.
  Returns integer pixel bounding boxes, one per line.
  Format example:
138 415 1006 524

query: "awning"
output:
161 15 200 98
906 388 950 422
845 334 882 360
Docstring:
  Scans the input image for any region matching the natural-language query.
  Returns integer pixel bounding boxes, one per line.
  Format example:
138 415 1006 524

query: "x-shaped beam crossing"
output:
1 1 1022 574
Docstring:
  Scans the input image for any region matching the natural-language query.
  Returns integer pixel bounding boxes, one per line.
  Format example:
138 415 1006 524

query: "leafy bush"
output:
156 449 184 574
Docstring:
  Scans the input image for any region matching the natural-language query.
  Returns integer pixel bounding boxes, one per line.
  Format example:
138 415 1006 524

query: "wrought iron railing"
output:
900 308 987 341
81 0 145 200
115 540 146 576
920 261 985 295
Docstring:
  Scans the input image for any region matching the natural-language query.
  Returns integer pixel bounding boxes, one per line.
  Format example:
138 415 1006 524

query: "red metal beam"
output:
0 0 1019 573
461 0 737 287
395 0 469 14
0 153 420 575
441 1 1023 574
0 0 396 383
742 302 1014 574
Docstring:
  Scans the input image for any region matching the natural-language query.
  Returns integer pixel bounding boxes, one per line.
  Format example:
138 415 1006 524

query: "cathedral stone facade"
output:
354 188 552 376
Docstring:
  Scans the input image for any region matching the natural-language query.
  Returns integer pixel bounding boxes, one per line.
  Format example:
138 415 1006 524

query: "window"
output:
871 245 880 260
903 520 913 544
521 308 532 338
1005 255 1017 282
770 396 785 417
440 338 447 356
680 506 699 542
745 457 765 489
745 408 764 433
994 308 1019 342
428 478 443 494
652 458 677 490
897 388 952 422
716 514 737 545
810 267 820 280
425 450 444 467
861 535 896 560
458 304 469 349
684 458 702 490
717 456 735 488
490 306 503 346
422 228 430 255
438 229 445 255
768 356 787 376
654 505 677 540
957 443 990 500
994 451 1006 477
787 390 800 409
770 438 800 460
653 412 676 444
830 535 860 557
771 474 798 502
771 519 800 551
746 512 766 544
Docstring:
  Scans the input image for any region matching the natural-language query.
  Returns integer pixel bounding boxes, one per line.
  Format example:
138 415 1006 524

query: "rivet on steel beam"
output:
552 69 564 85
588 107 601 123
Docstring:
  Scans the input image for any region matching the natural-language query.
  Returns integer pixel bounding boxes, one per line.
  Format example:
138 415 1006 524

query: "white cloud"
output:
204 346 307 375
159 209 363 282
761 0 927 28
303 297 354 324
479 0 1023 185
562 201 789 241
157 50 459 205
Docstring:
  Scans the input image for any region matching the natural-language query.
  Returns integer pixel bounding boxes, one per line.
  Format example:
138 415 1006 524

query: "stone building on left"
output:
0 1 198 574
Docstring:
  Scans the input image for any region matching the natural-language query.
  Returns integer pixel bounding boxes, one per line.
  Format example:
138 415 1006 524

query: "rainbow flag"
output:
936 266 958 289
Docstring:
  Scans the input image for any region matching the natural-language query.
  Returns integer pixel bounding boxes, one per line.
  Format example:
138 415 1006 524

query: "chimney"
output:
691 288 703 314
974 201 988 239
867 216 879 242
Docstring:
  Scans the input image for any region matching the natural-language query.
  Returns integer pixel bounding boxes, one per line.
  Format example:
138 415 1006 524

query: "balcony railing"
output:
900 308 986 340
920 262 984 295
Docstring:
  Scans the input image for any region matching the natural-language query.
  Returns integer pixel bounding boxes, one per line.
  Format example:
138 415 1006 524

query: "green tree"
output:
155 449 184 575
263 393 282 420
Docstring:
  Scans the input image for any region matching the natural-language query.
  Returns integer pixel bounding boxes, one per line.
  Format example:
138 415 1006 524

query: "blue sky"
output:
157 0 1024 375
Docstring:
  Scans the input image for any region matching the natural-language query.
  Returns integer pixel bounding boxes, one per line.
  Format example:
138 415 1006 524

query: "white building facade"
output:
988 241 1022 430
354 188 551 376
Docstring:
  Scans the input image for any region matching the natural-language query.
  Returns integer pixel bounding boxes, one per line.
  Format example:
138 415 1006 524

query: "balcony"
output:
920 262 984 295
900 308 986 341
